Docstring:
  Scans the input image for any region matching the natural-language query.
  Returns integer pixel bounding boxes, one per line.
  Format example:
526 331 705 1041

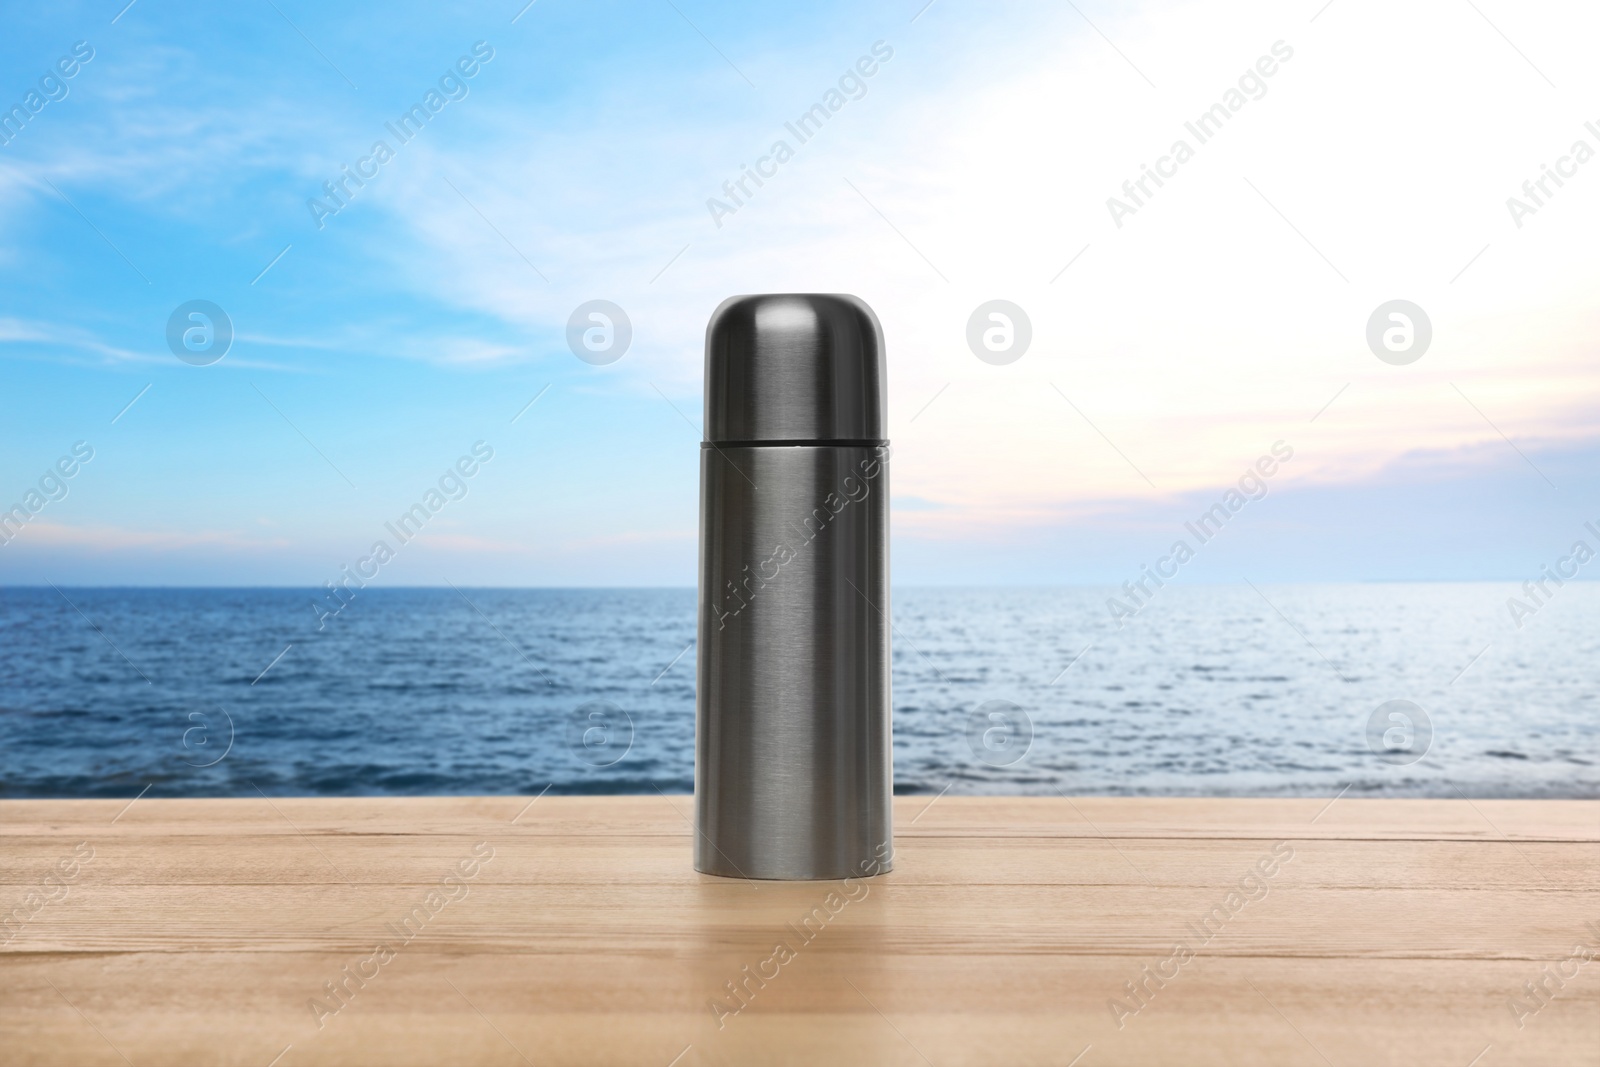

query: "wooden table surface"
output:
2 795 1596 1066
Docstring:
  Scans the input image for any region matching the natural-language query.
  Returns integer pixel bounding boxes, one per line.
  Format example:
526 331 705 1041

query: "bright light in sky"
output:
1 0 1597 586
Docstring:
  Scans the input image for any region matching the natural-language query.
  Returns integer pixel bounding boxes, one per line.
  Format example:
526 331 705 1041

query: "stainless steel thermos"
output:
695 294 893 880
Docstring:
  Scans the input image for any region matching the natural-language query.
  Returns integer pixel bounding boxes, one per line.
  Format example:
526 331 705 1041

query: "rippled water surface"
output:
0 585 1593 798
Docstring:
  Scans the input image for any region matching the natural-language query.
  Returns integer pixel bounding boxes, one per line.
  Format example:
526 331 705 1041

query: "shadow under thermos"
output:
695 294 893 880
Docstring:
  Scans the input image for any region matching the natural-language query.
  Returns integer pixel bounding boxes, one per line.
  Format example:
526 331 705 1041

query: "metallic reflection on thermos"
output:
696 294 893 880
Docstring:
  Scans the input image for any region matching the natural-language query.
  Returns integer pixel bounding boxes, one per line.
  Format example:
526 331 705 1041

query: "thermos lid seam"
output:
704 293 886 444
700 439 889 449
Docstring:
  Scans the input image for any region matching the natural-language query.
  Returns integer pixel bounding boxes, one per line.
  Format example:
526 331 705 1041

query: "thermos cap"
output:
704 294 886 444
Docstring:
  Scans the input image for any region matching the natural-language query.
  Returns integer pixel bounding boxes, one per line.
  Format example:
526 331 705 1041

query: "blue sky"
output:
1 0 1597 586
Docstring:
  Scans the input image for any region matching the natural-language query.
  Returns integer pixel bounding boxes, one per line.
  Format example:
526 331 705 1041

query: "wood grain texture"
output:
1 796 1596 1067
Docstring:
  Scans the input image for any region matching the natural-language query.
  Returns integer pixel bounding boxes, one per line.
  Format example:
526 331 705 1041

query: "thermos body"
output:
695 294 893 880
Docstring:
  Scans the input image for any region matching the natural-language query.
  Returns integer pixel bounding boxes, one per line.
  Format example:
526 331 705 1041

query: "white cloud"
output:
9 0 1598 577
337 0 1600 539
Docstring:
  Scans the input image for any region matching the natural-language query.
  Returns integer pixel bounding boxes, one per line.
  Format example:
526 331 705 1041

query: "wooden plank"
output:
1 796 1595 1066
